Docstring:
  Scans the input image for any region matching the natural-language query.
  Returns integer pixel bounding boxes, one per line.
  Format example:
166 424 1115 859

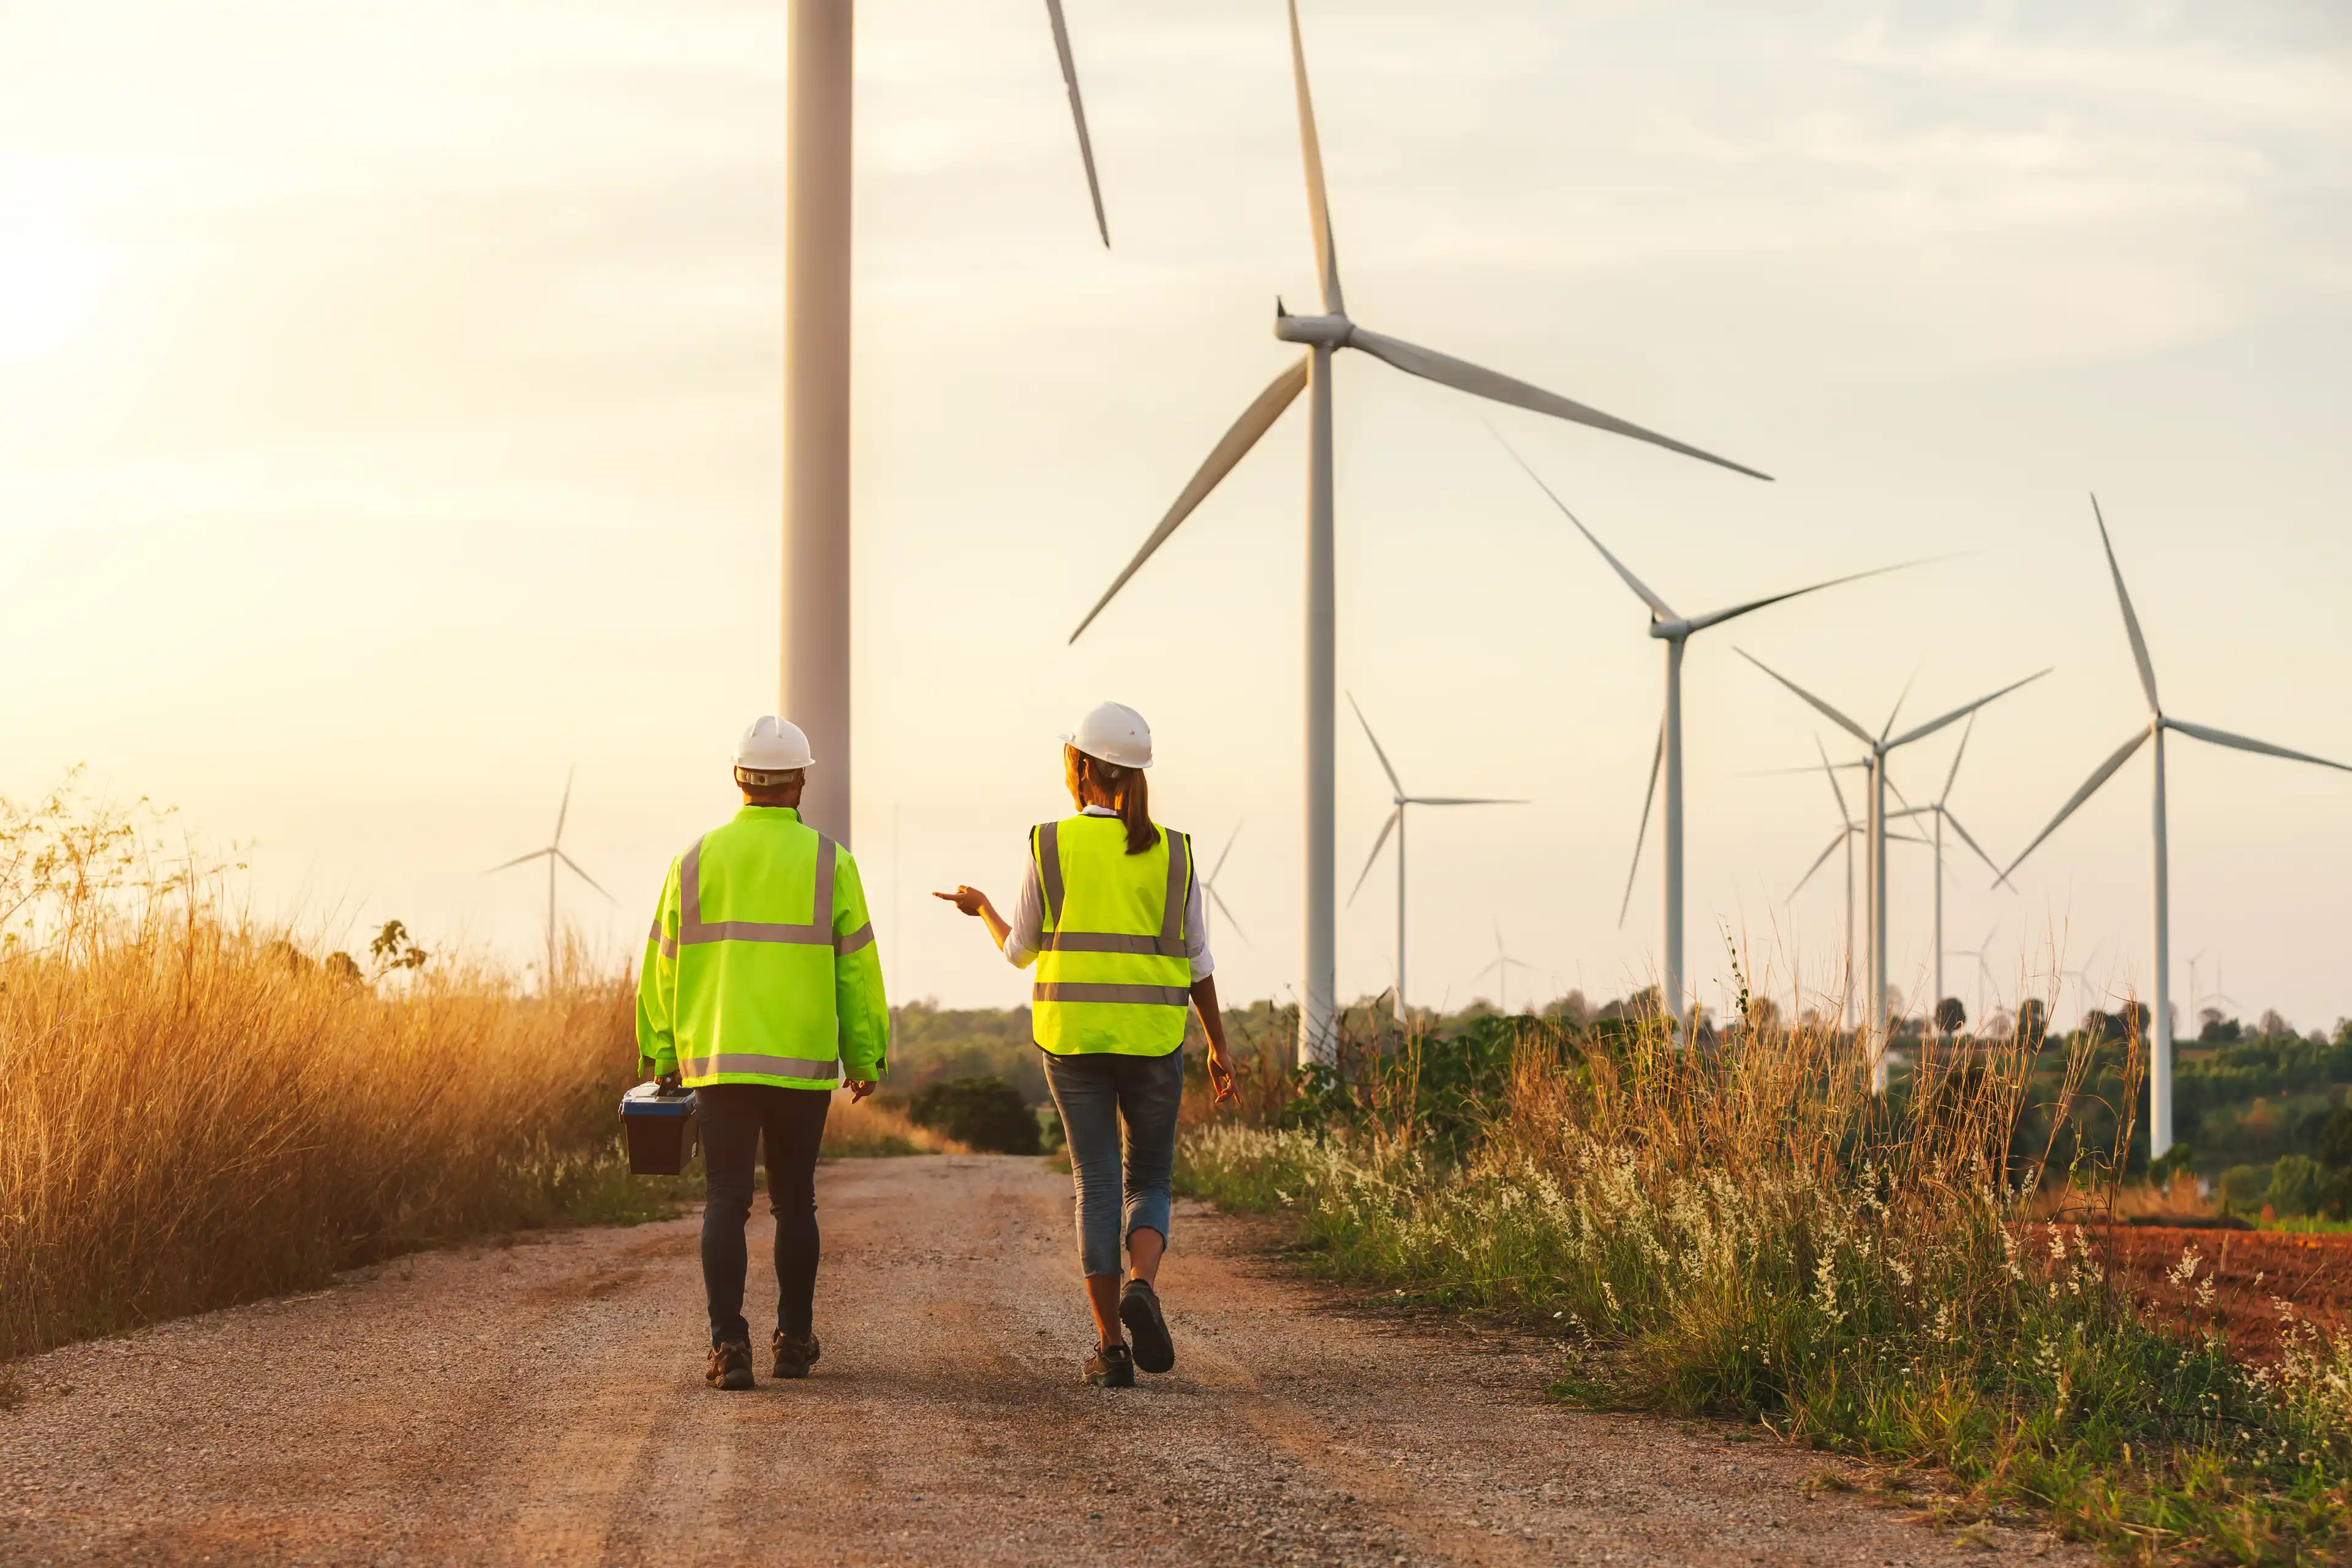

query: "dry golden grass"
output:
822 1093 967 1157
0 786 641 1359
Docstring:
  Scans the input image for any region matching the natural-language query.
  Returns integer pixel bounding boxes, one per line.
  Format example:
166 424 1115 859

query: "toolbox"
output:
619 1081 699 1175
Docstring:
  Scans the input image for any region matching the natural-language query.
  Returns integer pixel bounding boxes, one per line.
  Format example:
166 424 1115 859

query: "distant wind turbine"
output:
484 768 614 982
1785 736 1927 1025
1999 497 2351 1158
1953 923 2001 1027
1886 714 2014 1030
1067 0 1768 1068
1497 438 1909 1036
1345 694 1526 1018
1473 921 1538 1016
1741 652 2049 1089
1202 823 1250 947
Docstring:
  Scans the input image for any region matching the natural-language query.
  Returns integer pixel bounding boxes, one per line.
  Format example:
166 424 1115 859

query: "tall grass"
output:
0 785 647 1358
1182 986 2352 1563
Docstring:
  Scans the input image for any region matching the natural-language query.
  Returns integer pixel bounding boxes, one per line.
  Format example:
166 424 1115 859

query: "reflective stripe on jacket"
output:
1030 815 1193 1057
635 805 889 1089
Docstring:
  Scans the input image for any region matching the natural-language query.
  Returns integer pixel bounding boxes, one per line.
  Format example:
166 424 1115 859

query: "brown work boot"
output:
771 1327 821 1380
706 1340 754 1391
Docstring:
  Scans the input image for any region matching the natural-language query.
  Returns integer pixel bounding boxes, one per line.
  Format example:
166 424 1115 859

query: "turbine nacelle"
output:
1273 308 1354 348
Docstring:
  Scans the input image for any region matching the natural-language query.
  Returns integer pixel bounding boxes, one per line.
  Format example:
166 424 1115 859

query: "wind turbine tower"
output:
1345 695 1525 1017
1742 654 2048 1089
1999 498 2351 1157
783 0 1109 842
1887 714 2013 1028
1069 0 1768 1067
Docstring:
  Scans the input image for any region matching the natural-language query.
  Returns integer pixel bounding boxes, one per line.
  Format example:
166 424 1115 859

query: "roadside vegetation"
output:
0 783 942 1362
1177 990 2352 1565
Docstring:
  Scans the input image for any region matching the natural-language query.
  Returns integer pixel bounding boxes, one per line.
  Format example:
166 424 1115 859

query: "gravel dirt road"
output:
2 1155 2082 1566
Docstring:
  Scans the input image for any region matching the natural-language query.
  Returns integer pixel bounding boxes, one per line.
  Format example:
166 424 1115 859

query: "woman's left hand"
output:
932 886 991 918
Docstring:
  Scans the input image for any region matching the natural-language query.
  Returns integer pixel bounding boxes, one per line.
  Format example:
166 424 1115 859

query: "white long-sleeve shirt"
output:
1001 805 1215 982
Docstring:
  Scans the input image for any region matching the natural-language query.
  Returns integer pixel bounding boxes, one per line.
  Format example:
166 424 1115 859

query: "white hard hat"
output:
735 715 815 773
1063 701 1153 769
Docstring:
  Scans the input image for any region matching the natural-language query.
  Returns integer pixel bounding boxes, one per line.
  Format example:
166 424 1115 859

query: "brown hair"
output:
1065 745 1158 855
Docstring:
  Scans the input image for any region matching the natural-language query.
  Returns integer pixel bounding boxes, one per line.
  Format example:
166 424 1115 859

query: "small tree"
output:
369 919 429 978
1933 997 1966 1036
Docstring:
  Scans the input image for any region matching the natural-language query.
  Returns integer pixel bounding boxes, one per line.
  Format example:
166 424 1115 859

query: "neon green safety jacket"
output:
636 806 888 1089
1030 814 1194 1057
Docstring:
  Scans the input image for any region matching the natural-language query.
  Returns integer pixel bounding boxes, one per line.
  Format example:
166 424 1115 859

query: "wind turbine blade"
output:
1347 809 1401 905
1617 722 1664 927
483 848 554 876
2090 495 2160 714
554 766 575 846
1042 0 1109 246
1814 734 1852 824
1351 326 1771 481
1490 433 1677 619
1888 668 2051 751
1408 796 1529 807
556 850 617 903
1879 663 1922 744
1788 831 1845 901
1208 821 1243 882
1346 692 1405 796
1682 556 1937 636
1736 649 1874 745
1939 809 2015 891
1207 884 1250 944
1999 728 2150 880
1285 0 1343 314
2166 717 2352 774
1041 0 1109 247
1069 357 1310 642
1939 712 1977 805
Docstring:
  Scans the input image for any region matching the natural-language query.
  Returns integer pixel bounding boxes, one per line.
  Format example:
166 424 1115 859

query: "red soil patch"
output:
2074 1225 2352 1360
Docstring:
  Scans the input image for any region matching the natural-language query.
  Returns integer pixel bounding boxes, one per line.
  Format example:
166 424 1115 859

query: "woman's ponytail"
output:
1066 745 1159 854
1114 765 1155 855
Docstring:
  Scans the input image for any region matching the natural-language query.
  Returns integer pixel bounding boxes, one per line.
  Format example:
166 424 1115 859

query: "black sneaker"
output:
771 1328 821 1380
1119 1279 1175 1374
706 1341 755 1391
1083 1341 1136 1388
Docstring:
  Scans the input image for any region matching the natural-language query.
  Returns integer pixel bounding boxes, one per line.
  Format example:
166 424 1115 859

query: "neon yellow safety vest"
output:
1030 815 1194 1057
635 806 889 1090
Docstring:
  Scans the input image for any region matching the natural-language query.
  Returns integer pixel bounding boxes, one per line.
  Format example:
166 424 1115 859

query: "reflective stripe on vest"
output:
1030 818 1193 1056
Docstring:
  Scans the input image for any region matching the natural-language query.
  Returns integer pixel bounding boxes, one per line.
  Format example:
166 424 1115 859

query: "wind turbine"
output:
1886 714 2013 1030
1067 1 1768 1067
1202 823 1250 946
1785 737 1927 1027
1740 652 2049 1090
1473 920 1538 1016
1999 497 2352 1158
484 769 614 983
1953 923 2001 1026
1344 694 1526 1019
783 0 1111 842
1499 444 1909 1035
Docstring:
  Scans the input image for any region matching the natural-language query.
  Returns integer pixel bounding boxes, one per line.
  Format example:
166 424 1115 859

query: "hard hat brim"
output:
1059 733 1151 769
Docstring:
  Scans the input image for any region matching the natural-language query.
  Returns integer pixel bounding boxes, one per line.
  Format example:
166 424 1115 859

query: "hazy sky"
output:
4 1 2348 1031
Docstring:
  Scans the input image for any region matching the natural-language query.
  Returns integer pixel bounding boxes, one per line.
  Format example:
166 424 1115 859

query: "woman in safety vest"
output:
937 701 1238 1387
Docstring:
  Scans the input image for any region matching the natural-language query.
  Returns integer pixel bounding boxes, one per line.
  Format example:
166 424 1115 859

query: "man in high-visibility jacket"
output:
636 716 889 1391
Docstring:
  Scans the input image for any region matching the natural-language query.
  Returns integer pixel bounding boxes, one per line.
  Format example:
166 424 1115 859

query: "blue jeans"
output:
1041 1047 1184 1278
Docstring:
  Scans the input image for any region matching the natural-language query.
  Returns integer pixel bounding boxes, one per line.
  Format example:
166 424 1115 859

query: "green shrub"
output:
2270 1155 2323 1218
2219 1163 2270 1213
907 1074 1041 1155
